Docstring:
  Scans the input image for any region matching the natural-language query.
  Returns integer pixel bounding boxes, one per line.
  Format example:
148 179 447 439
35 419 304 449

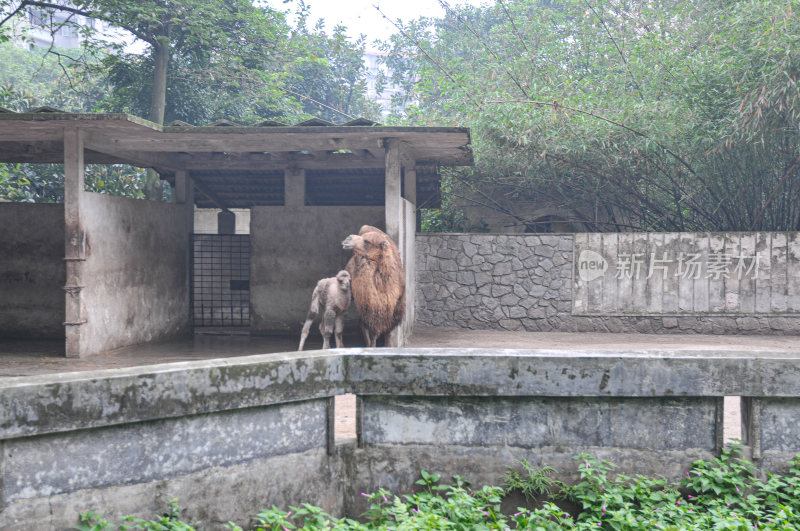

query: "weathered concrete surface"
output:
0 203 65 338
3 348 800 528
3 400 325 502
344 349 800 397
249 206 384 336
748 397 800 474
0 351 344 439
362 396 717 450
80 193 191 355
1 447 342 530
572 233 800 315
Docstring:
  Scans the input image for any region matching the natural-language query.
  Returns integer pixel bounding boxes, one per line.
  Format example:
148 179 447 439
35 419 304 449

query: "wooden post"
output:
384 139 402 243
63 127 86 358
284 168 305 207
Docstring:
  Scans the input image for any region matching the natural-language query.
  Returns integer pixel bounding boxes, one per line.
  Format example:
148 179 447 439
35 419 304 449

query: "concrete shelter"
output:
0 110 472 357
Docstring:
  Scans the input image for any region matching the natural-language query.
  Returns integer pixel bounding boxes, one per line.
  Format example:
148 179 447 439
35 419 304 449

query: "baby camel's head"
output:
335 269 351 291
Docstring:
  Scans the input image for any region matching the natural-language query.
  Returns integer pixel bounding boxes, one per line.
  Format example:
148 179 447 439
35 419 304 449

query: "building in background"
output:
11 2 143 52
363 50 414 115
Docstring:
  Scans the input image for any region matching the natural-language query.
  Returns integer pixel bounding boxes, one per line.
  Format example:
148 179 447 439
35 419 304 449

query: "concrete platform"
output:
2 326 799 378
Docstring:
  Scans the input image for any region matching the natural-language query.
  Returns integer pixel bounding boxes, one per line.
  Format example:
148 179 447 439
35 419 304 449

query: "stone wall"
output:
416 233 800 334
3 349 800 527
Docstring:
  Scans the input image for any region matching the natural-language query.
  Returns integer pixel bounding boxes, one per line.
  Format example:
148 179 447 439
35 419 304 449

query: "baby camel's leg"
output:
320 307 336 349
298 289 321 351
334 313 345 348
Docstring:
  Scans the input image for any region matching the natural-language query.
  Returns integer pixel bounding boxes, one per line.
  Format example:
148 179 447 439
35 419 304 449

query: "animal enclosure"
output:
0 111 472 356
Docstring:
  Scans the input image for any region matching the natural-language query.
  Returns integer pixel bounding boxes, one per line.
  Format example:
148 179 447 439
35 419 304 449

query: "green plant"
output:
504 459 567 500
81 450 800 530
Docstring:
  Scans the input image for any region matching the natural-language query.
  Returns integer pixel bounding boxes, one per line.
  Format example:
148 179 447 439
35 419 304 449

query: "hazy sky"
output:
265 0 488 47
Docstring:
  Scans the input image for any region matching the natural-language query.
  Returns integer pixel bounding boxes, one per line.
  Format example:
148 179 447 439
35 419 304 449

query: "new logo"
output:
578 250 608 282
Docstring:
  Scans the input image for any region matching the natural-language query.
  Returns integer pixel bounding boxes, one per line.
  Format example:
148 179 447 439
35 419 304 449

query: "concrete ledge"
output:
0 352 344 439
4 348 800 440
344 348 800 397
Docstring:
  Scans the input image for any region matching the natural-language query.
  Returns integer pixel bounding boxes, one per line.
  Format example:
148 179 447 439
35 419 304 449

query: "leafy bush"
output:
78 447 800 530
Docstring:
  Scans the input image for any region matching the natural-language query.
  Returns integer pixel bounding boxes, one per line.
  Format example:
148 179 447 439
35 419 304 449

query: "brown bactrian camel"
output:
341 225 405 347
298 270 352 351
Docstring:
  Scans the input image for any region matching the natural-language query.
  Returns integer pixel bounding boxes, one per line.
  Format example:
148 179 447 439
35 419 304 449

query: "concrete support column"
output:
404 166 416 205
63 127 86 358
174 170 193 204
284 168 305 207
384 139 402 243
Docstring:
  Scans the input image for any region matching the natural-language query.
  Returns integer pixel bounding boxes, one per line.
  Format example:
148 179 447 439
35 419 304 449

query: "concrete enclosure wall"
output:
80 193 191 354
416 233 800 334
0 203 65 338
249 206 384 337
2 349 800 528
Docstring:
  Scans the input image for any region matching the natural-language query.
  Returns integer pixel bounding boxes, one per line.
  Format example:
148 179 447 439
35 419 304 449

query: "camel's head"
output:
335 270 351 291
342 231 389 259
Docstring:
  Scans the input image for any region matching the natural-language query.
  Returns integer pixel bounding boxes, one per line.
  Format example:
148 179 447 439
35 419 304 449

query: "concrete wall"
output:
0 203 65 338
416 233 800 334
3 349 800 528
80 193 191 354
249 206 384 337
0 353 345 529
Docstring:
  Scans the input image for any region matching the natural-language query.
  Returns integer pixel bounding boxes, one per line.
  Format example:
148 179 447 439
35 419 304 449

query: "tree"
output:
383 0 800 232
2 0 292 197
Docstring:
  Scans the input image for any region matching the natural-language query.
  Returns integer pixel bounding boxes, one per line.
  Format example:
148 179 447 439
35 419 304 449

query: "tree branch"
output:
1 1 28 27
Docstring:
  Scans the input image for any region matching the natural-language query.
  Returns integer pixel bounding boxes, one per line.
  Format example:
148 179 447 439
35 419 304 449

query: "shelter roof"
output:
0 111 472 208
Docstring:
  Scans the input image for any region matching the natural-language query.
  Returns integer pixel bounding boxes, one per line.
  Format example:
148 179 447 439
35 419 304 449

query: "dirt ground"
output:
5 326 800 442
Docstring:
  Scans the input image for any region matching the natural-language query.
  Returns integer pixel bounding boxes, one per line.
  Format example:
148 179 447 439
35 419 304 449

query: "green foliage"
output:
0 163 64 202
0 41 108 112
77 499 197 531
384 0 800 232
0 0 377 202
77 450 800 530
0 163 144 202
503 460 566 501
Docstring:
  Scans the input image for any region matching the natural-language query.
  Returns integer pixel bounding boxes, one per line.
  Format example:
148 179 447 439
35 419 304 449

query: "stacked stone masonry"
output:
416 233 800 334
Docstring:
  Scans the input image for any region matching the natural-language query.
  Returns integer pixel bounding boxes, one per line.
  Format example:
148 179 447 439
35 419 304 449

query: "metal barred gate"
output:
191 234 250 328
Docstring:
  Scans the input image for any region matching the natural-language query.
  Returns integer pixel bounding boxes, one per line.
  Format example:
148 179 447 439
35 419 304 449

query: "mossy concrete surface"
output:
2 348 800 529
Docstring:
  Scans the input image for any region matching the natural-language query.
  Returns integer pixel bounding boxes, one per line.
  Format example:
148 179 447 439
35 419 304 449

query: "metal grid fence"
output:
192 234 250 327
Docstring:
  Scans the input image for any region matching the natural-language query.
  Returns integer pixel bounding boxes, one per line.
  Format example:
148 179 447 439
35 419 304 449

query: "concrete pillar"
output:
174 170 193 204
404 166 416 205
284 168 305 207
63 127 86 358
384 139 402 243
385 139 407 347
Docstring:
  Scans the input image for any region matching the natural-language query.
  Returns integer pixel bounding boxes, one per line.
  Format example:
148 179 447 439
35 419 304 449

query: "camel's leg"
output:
320 308 336 350
298 290 321 351
386 327 402 347
334 313 345 348
360 323 372 347
298 314 315 351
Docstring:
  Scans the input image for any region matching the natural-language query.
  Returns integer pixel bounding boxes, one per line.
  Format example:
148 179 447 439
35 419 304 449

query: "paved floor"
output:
4 327 798 441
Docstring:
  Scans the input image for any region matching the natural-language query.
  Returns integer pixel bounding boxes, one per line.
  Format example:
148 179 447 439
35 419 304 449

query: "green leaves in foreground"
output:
78 447 800 530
